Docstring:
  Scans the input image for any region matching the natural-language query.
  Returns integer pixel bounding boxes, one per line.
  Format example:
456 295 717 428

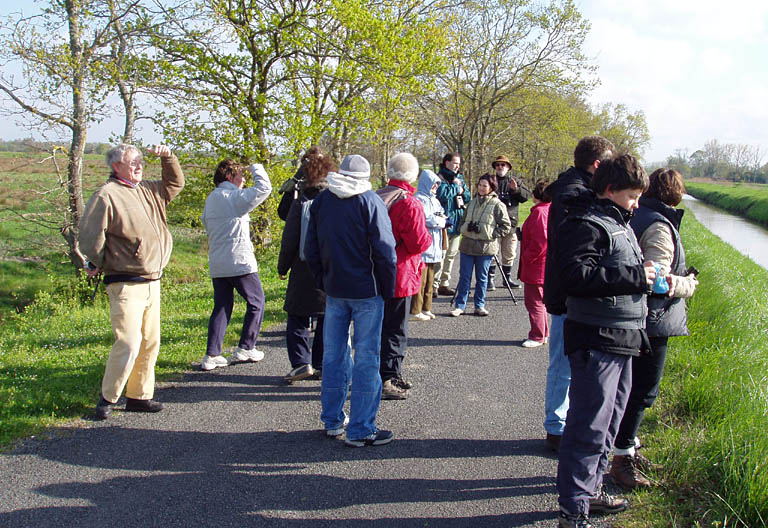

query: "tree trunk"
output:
63 0 87 270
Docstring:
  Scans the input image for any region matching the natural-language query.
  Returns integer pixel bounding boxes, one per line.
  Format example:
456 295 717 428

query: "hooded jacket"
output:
543 166 594 315
414 170 447 264
201 166 273 278
79 155 185 280
304 172 397 300
376 179 432 298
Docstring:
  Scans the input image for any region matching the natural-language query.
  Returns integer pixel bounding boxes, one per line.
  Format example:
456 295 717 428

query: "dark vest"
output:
630 199 690 337
566 206 647 329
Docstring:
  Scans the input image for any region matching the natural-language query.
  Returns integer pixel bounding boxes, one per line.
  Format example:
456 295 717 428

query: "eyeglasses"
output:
122 159 144 169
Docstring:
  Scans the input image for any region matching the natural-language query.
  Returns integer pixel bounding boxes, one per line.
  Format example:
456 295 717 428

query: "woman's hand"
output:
643 261 657 285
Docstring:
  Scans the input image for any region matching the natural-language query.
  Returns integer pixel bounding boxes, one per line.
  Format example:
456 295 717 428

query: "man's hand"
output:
149 145 172 158
508 178 518 191
643 261 657 285
86 266 100 279
279 274 288 280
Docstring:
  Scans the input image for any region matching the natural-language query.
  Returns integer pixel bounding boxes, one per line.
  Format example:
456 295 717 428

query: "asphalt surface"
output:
0 278 585 527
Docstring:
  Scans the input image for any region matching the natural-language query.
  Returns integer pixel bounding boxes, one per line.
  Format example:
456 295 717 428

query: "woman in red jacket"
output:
519 180 551 347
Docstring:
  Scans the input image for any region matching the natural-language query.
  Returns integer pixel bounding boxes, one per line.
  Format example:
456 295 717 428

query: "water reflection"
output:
682 194 768 270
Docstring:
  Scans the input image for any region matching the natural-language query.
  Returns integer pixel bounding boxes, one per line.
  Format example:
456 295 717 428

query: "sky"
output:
1 1 767 163
577 0 768 162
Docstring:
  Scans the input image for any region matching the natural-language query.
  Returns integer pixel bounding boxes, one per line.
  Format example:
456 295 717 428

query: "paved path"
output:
0 281 577 527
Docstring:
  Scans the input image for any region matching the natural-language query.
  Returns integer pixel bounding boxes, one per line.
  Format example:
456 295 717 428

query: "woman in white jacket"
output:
200 159 273 370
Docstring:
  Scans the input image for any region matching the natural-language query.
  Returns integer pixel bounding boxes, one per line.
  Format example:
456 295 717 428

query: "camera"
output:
466 221 480 233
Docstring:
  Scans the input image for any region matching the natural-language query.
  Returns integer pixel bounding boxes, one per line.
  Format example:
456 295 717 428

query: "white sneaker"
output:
201 354 229 371
422 311 436 319
450 308 463 317
474 307 489 316
522 339 545 348
326 412 350 437
231 347 265 362
410 312 430 321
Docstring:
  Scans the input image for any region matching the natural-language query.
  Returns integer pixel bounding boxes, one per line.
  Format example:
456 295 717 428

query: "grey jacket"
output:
202 167 272 278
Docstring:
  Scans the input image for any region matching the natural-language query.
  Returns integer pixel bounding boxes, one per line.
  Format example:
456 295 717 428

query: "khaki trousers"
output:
498 230 518 267
102 281 161 402
434 233 461 288
411 263 435 314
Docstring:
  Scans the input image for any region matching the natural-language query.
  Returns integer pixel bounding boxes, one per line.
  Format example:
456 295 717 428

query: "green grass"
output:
686 181 768 227
614 206 768 527
0 228 287 447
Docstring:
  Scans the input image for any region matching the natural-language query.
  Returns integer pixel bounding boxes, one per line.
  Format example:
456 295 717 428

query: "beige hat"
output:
492 155 512 169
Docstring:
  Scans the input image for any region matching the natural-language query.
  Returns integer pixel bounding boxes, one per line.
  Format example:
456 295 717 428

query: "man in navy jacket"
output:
304 154 398 447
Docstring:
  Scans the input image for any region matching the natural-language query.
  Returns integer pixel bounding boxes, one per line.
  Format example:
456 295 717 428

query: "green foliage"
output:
686 182 768 227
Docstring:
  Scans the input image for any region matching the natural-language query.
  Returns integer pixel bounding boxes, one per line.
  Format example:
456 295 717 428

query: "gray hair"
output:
105 144 142 176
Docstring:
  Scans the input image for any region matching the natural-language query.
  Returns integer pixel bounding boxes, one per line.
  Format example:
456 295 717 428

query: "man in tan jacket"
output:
79 144 184 420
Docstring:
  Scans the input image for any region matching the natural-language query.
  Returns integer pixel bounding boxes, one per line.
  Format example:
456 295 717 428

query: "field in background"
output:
686 180 768 227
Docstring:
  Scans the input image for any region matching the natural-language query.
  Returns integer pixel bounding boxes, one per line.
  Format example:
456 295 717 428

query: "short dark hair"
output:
645 168 685 206
532 179 551 202
442 152 462 167
213 159 243 186
574 136 614 170
591 154 648 195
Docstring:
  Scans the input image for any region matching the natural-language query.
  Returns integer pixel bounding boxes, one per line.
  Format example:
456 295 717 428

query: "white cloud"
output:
576 0 768 161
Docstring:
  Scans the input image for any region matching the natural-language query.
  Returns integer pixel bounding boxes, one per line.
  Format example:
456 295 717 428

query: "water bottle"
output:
652 263 669 294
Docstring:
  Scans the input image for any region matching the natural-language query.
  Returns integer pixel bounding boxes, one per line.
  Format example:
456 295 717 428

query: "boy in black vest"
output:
554 155 657 528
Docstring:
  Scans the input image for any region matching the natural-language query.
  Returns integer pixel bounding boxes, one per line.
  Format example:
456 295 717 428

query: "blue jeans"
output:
321 295 384 440
544 313 570 435
454 253 492 310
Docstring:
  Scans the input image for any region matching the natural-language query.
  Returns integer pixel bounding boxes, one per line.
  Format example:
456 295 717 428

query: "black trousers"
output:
286 314 324 370
614 336 669 450
379 296 411 381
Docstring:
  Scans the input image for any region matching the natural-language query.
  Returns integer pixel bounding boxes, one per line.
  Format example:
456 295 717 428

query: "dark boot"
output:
487 264 497 291
609 454 651 489
502 265 521 288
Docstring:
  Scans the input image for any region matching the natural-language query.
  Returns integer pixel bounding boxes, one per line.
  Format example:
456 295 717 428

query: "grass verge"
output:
0 226 287 448
615 205 768 527
686 181 768 227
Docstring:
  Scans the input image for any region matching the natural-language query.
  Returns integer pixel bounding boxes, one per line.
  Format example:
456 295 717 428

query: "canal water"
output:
682 194 768 270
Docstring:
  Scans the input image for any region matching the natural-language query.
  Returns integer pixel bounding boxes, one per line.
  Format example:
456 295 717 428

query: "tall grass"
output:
622 209 768 527
686 181 768 227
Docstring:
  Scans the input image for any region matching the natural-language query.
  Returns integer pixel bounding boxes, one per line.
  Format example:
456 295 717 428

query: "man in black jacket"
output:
541 136 614 453
555 155 656 528
488 155 530 289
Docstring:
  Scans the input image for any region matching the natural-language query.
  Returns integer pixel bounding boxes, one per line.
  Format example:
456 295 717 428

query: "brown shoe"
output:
588 485 629 514
437 286 455 296
609 454 651 489
382 378 408 400
546 433 561 453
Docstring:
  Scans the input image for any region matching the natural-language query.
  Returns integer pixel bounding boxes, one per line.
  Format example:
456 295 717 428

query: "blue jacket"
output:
304 183 397 300
414 170 446 264
436 167 471 236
